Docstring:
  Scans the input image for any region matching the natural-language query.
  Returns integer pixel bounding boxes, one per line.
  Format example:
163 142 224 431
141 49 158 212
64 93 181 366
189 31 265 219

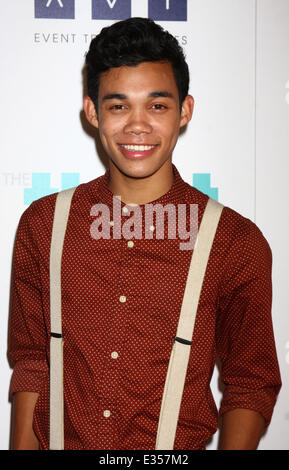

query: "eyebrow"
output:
102 93 127 101
102 91 174 101
148 91 174 99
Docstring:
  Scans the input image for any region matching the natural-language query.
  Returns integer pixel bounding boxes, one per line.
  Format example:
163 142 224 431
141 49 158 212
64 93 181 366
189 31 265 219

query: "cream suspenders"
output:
155 197 223 449
49 190 223 450
49 187 76 450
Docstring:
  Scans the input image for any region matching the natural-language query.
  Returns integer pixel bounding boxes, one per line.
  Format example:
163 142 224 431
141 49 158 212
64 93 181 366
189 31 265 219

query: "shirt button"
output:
109 220 114 226
127 241 134 248
122 206 129 214
119 295 126 303
149 225 155 231
103 410 110 418
111 351 118 359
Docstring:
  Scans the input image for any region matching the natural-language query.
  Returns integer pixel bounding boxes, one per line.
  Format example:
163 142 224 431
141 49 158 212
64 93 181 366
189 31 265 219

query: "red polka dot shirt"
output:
8 164 282 450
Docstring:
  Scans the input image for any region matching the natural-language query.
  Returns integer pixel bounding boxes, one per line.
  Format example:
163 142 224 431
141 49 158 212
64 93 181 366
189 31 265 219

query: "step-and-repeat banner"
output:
1 0 288 450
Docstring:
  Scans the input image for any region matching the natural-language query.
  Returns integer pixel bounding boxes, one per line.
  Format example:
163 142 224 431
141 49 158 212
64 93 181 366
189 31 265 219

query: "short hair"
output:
85 17 189 111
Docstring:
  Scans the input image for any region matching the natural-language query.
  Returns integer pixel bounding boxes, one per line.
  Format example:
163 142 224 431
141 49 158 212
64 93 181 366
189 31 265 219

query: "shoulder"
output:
13 175 104 262
185 185 272 262
215 203 273 279
17 174 103 229
220 204 272 261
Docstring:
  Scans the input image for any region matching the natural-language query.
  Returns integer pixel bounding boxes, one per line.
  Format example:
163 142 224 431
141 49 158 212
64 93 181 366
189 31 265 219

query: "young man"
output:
9 18 281 450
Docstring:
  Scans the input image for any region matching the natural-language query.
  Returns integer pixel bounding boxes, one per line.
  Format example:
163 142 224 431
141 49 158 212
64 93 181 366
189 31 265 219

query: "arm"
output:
216 219 282 438
218 408 265 450
10 392 40 450
8 201 52 449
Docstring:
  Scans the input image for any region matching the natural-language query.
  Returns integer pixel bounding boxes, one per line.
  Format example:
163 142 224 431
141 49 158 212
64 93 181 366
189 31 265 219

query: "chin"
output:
112 158 164 179
122 167 156 179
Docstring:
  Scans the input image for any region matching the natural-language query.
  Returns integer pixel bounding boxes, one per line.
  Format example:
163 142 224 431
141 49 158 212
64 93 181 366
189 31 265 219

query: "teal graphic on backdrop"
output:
24 173 80 205
192 174 218 201
23 172 217 205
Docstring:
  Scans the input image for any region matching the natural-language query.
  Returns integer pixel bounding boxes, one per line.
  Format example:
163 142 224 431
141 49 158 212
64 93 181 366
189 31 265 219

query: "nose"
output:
123 108 153 135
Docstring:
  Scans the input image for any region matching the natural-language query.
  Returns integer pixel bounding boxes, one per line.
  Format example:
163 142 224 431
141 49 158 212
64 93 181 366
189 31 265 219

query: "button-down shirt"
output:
8 164 282 450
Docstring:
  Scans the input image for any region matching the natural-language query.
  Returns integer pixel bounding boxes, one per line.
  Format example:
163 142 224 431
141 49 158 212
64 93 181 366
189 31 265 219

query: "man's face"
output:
84 61 193 179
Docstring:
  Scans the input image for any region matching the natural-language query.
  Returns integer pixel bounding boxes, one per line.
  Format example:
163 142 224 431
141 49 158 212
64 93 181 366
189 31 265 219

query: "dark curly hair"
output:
85 17 189 112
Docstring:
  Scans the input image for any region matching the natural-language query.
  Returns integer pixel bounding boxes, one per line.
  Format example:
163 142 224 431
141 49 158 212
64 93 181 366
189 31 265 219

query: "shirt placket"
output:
96 205 151 448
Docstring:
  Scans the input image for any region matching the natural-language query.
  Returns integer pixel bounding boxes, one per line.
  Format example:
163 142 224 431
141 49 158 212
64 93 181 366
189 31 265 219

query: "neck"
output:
107 159 174 205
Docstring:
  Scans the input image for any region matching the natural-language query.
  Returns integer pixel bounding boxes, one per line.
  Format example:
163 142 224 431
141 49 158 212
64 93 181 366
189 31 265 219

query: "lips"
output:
118 143 158 159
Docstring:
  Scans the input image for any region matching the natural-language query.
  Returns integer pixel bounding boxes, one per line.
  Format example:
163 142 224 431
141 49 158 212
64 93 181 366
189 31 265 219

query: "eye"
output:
109 104 126 111
152 103 168 111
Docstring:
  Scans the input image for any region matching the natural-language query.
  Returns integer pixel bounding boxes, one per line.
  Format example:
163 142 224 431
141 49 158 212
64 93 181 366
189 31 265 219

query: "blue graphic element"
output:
149 0 187 21
35 0 75 19
61 173 80 190
24 173 80 206
192 174 218 201
92 0 131 20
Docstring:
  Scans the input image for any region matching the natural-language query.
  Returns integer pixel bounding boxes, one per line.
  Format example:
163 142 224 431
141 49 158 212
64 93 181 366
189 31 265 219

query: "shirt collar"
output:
95 163 188 209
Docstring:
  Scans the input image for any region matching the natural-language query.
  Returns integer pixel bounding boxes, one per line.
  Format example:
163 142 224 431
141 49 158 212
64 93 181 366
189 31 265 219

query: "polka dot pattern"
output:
8 164 281 450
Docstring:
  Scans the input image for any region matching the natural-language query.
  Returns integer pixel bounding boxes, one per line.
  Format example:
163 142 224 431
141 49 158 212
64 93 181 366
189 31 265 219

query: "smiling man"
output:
84 42 194 206
8 18 281 451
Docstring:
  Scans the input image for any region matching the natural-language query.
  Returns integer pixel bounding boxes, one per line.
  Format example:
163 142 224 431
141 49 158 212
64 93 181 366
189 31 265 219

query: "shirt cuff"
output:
9 359 49 402
219 383 281 427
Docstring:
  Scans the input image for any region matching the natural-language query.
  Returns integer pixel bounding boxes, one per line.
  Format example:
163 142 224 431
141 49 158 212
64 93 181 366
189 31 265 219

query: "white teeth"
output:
121 144 156 151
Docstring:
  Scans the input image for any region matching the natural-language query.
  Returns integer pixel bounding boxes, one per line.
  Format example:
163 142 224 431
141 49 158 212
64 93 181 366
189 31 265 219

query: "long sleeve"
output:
8 202 49 401
216 219 282 426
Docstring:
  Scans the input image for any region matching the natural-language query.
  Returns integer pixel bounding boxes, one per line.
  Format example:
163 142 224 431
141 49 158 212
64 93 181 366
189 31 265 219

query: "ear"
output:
83 95 99 128
179 95 194 128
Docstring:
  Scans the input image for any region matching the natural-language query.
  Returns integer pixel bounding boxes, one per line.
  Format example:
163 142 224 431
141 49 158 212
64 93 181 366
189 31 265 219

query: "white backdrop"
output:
1 0 288 450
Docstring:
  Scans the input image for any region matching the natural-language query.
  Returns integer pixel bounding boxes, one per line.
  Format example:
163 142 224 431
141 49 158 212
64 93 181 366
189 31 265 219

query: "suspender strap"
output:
155 197 224 450
49 187 76 450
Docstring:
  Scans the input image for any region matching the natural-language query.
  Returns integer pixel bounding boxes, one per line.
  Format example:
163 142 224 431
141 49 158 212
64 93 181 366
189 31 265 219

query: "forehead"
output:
98 61 178 97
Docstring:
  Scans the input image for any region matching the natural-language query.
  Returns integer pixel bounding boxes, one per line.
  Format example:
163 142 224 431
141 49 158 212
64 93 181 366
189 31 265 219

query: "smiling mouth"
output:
118 143 159 159
120 144 157 151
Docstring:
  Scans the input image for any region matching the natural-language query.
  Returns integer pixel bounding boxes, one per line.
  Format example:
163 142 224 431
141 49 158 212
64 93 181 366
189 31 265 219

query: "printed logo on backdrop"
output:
1 171 217 205
92 0 131 20
24 172 80 205
21 172 217 205
35 0 75 19
149 0 187 21
34 0 187 21
193 174 218 201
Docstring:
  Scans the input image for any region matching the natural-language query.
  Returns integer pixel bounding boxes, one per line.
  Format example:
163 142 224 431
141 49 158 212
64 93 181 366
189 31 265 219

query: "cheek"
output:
99 121 122 146
156 118 180 144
